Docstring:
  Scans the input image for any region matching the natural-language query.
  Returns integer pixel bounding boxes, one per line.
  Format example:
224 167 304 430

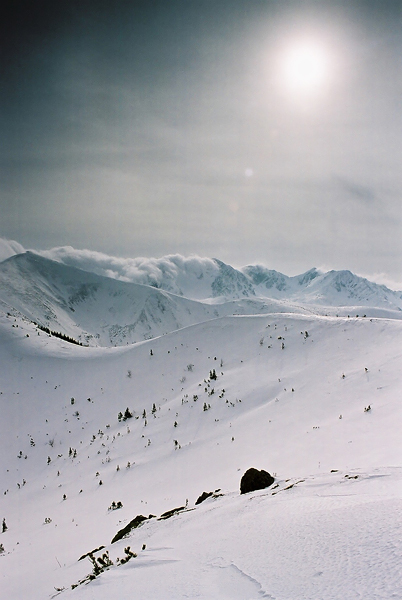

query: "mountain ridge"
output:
0 251 401 348
5 250 402 304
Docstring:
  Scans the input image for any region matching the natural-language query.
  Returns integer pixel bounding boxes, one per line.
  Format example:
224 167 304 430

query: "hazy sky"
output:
1 0 401 282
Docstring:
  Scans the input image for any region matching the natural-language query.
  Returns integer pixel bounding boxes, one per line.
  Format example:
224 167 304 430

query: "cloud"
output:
35 246 219 296
0 237 25 262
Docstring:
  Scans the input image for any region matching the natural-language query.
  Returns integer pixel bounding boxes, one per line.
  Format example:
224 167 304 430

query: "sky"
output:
1 0 401 284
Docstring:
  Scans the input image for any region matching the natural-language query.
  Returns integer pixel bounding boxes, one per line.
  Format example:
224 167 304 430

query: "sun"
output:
281 40 330 95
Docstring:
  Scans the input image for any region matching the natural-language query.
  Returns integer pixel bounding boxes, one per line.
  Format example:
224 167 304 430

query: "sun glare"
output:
281 40 330 95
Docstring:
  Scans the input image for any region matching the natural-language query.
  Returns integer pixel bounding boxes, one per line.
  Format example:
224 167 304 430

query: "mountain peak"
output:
296 268 321 286
211 259 255 299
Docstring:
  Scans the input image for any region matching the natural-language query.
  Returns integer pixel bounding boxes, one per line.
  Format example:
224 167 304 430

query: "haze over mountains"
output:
0 250 401 347
0 245 401 599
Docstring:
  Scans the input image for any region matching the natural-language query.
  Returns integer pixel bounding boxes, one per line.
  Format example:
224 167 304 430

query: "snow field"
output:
0 310 401 598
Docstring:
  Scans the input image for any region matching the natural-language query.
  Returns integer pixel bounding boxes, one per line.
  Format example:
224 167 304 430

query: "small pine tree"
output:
88 554 102 576
123 408 133 421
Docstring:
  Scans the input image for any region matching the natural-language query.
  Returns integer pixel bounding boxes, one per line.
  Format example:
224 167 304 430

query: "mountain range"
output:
0 251 401 346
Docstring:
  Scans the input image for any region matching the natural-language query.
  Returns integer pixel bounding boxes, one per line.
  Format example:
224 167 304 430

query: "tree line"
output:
34 323 83 346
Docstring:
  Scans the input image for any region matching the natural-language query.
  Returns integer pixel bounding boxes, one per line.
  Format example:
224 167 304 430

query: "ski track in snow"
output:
208 558 274 599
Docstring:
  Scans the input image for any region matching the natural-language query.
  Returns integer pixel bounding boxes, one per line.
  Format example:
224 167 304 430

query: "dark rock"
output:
240 468 275 494
158 506 186 520
195 491 213 505
111 515 147 544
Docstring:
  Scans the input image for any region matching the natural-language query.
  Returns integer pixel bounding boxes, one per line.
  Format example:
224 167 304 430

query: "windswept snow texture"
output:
0 250 401 599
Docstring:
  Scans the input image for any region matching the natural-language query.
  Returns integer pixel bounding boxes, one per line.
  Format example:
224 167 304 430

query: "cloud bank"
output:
36 246 220 298
0 238 25 262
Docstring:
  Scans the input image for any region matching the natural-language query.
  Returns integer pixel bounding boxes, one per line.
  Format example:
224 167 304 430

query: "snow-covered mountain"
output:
0 251 401 349
0 252 309 347
24 246 402 308
0 251 224 346
242 264 402 310
35 250 257 301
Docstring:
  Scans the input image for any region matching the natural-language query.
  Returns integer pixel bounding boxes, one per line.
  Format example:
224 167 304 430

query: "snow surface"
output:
0 253 401 599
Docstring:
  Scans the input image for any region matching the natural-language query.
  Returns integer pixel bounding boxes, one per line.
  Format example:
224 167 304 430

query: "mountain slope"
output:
0 307 401 599
0 253 261 346
36 251 257 300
